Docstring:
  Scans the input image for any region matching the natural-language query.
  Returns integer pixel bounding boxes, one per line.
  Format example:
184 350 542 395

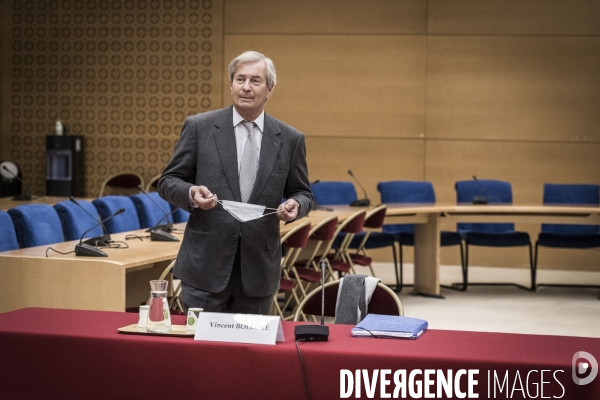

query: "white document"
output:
194 312 285 345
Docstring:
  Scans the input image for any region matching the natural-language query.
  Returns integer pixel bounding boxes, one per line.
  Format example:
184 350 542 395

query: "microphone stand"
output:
75 208 125 257
137 185 173 232
147 208 180 242
347 170 370 207
294 260 330 342
69 197 112 246
472 175 489 205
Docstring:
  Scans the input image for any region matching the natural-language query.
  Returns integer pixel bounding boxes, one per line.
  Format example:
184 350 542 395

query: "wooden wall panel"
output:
306 137 425 202
225 0 426 34
424 140 600 204
429 0 600 35
224 35 427 139
426 36 600 142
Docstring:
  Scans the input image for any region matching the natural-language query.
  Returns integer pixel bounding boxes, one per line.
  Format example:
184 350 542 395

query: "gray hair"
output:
228 51 277 90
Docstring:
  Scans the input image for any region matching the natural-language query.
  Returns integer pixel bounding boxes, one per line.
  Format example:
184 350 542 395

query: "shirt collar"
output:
233 108 264 133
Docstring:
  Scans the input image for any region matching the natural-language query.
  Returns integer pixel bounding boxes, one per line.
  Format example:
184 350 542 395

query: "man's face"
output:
230 61 272 119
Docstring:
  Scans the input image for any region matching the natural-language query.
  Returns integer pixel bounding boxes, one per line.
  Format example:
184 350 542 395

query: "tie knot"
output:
242 121 255 136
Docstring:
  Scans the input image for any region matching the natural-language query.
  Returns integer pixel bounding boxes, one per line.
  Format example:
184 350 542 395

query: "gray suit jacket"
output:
158 106 314 297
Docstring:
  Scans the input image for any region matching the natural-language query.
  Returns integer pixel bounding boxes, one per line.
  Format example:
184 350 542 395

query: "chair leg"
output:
459 243 466 291
396 243 404 293
462 243 469 291
531 242 537 291
391 243 401 292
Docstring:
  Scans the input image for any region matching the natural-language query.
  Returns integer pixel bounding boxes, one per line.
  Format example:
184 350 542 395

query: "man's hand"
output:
277 199 299 222
191 185 218 210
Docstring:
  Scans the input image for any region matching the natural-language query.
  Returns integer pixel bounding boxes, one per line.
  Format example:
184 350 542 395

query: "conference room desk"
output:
0 308 598 399
0 214 346 314
0 223 188 313
381 203 600 297
0 195 82 211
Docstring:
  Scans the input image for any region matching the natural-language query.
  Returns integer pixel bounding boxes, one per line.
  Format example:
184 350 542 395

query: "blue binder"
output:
351 314 428 339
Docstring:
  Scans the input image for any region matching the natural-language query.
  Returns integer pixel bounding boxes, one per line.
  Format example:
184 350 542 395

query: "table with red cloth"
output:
0 308 598 400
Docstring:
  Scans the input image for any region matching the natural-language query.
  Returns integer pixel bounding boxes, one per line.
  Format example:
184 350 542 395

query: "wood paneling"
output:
425 140 600 204
426 36 600 142
306 137 425 202
429 0 600 35
224 35 427 138
225 0 426 34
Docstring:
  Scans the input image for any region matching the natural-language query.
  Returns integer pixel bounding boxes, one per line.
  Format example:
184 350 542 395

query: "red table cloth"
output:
0 308 598 399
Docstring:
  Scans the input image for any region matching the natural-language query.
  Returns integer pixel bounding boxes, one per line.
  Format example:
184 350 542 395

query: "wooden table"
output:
1 204 598 312
0 196 91 211
0 223 188 313
0 214 351 313
383 203 600 297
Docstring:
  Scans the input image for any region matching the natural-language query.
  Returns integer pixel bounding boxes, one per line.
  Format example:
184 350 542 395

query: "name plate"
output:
194 312 285 345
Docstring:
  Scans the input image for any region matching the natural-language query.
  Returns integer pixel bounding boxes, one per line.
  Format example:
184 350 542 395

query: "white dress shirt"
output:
189 108 265 206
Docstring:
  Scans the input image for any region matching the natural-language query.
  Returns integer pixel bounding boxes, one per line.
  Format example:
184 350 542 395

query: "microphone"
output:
472 176 488 205
69 197 112 246
137 185 173 232
294 259 329 342
347 170 370 207
1 165 33 201
75 208 125 257
147 207 180 242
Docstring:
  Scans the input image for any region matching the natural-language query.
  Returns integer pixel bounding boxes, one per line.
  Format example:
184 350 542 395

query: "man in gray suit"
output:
158 51 314 314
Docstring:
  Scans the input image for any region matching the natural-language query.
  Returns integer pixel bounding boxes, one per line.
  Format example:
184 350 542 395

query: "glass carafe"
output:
146 280 172 333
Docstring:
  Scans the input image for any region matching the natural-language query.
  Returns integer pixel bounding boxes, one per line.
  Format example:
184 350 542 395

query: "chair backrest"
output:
294 280 403 321
281 221 312 270
53 200 104 241
311 181 357 206
542 184 600 235
130 192 174 229
281 221 312 249
171 205 190 223
0 210 19 251
455 179 515 234
145 174 161 192
333 209 367 259
377 181 436 234
363 205 387 229
99 172 144 197
8 204 65 248
92 196 141 233
309 215 339 241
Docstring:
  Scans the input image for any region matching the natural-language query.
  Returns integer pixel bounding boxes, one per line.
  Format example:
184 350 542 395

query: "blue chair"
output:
311 181 357 206
534 184 600 290
0 210 19 251
455 180 533 290
92 196 140 234
378 181 464 292
171 206 189 223
8 204 65 248
54 200 104 241
130 192 174 229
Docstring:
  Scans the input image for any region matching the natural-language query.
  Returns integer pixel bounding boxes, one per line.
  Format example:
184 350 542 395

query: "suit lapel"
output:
249 113 282 204
213 106 242 202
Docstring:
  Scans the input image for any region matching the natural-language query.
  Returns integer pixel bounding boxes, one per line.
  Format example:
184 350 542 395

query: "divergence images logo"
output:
572 351 598 386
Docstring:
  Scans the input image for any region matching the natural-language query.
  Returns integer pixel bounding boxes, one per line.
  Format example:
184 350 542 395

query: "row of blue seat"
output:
313 180 600 291
0 193 190 251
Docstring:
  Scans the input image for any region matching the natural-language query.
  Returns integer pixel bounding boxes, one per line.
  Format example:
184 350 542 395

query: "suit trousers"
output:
180 240 274 315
